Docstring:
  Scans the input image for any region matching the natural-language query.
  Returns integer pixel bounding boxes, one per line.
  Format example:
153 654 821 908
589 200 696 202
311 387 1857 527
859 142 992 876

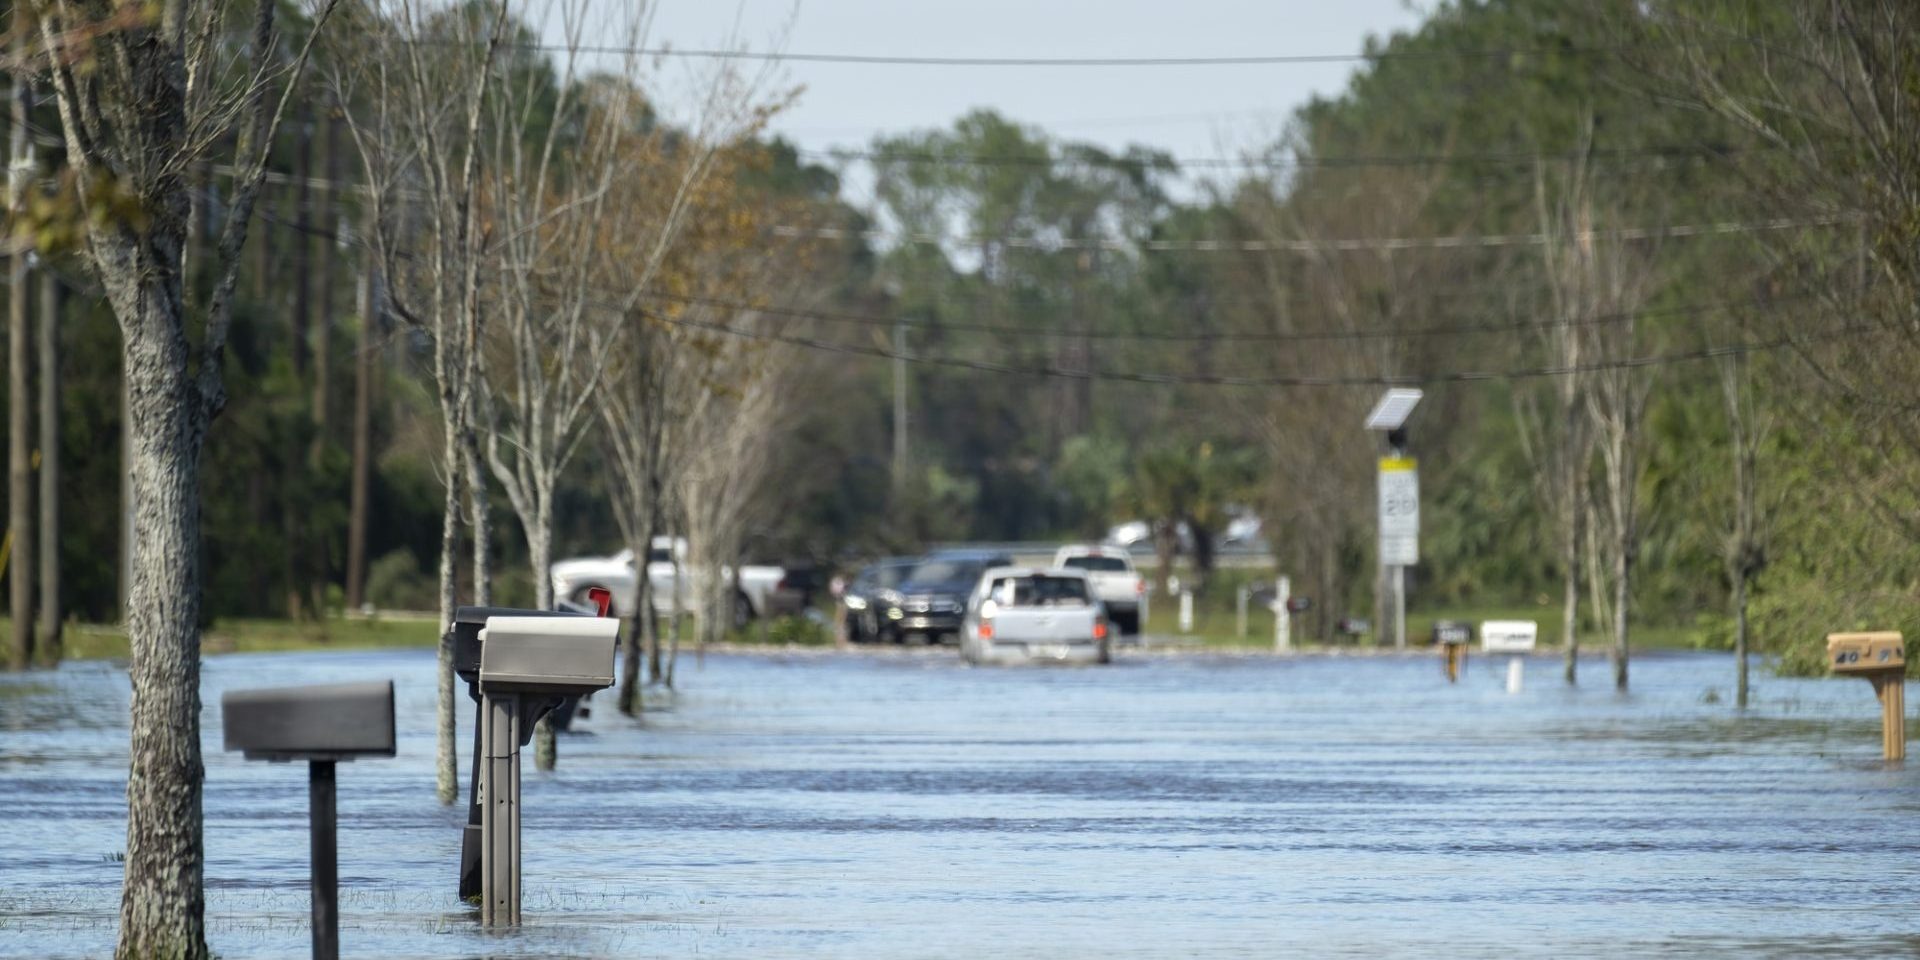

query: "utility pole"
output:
37 271 59 660
892 316 908 488
9 25 35 668
345 266 378 613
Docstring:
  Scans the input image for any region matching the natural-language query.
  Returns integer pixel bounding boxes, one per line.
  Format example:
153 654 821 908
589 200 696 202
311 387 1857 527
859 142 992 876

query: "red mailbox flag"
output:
586 586 613 618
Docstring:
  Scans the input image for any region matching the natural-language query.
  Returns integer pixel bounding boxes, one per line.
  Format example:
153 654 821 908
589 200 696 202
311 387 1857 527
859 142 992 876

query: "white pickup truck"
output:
549 536 786 626
1053 545 1144 635
960 567 1111 665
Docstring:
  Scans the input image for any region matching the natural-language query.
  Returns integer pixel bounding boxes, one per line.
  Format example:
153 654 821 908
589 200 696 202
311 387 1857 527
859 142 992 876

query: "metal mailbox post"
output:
1481 620 1537 693
1828 631 1907 761
473 613 618 925
451 605 586 902
223 681 397 960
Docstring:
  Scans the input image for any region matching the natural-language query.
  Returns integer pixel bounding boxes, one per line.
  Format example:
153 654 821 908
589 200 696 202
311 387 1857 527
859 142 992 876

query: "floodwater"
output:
2 645 1918 958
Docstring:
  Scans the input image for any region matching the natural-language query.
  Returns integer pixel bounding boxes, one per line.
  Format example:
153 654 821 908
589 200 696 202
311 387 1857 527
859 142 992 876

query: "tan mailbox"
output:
1827 631 1907 761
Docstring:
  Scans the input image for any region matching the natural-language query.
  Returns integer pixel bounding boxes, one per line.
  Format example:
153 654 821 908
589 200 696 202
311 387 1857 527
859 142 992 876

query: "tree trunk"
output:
1611 525 1631 691
644 523 664 685
665 556 683 688
309 113 338 615
1561 483 1582 685
313 115 338 430
37 271 60 661
618 531 648 715
1733 567 1749 709
529 512 555 771
291 116 312 376
344 268 375 612
465 430 492 607
116 307 210 960
435 430 463 806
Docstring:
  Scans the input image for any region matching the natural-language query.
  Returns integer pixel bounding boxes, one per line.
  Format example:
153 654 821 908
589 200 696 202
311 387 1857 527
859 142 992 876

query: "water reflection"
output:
1 647 1917 958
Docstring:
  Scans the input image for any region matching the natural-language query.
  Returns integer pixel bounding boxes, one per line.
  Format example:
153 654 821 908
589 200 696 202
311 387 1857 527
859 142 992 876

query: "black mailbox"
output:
223 681 396 761
1431 620 1473 646
222 680 397 960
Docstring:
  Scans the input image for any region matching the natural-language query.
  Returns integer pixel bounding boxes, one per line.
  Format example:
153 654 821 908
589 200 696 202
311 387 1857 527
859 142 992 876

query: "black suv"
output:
844 557 919 643
876 550 1013 644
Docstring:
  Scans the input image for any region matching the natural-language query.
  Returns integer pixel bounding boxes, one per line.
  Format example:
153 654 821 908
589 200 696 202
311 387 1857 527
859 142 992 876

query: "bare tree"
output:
330 0 513 804
31 0 341 952
586 43 790 710
1717 344 1770 707
465 5 660 765
1538 172 1659 691
1517 138 1600 685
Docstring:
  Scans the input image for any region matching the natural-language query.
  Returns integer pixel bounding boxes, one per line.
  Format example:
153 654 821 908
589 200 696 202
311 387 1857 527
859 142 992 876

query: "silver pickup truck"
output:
1054 545 1144 635
960 567 1112 665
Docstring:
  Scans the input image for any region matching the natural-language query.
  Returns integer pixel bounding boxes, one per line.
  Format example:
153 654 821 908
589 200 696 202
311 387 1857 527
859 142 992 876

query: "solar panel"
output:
1364 388 1423 430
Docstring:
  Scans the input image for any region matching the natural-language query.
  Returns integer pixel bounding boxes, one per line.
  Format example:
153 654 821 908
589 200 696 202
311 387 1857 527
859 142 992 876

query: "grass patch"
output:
1 615 442 662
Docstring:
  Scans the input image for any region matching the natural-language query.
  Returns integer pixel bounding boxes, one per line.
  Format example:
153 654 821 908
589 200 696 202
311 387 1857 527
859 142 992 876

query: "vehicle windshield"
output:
909 559 984 584
860 563 913 589
990 575 1091 608
1061 555 1128 572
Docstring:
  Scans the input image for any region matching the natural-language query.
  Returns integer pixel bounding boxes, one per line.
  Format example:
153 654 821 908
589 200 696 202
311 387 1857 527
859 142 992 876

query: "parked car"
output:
1053 544 1144 635
960 566 1111 665
1104 519 1194 553
1222 513 1265 547
873 549 1012 644
549 536 786 627
842 557 919 643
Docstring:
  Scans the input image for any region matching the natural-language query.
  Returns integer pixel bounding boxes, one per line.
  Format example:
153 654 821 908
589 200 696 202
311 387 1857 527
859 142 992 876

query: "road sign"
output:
1378 457 1419 566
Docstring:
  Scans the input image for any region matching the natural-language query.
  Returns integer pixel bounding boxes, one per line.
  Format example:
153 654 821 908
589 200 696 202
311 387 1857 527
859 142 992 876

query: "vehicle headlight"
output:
845 596 868 611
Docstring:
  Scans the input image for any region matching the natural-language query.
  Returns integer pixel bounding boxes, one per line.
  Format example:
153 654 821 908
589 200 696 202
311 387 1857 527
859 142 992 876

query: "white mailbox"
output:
473 614 619 927
478 616 618 695
1480 620 1538 654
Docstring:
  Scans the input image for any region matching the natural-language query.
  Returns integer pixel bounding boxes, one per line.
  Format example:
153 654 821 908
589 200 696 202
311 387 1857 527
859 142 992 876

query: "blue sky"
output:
608 0 1431 198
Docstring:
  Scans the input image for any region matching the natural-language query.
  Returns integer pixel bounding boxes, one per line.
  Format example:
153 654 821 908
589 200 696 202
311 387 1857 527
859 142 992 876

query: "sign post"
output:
1378 457 1419 649
1365 388 1422 651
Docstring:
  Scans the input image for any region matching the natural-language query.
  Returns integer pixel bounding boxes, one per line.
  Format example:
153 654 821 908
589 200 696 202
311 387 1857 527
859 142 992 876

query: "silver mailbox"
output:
478 616 618 695
222 681 396 762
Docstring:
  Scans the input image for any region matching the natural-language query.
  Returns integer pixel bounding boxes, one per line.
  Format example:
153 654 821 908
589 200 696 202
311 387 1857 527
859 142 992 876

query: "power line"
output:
633 302 1883 388
645 289 1810 344
463 40 1636 69
240 197 1868 387
811 143 1783 173
773 215 1852 254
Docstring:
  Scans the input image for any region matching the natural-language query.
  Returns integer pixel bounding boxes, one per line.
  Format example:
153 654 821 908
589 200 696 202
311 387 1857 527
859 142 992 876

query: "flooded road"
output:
3 646 1918 958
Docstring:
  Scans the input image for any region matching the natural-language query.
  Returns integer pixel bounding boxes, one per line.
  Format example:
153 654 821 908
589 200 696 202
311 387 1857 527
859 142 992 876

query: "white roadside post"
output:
1178 590 1194 634
1236 584 1249 639
1366 389 1423 650
1482 620 1538 694
1275 575 1291 653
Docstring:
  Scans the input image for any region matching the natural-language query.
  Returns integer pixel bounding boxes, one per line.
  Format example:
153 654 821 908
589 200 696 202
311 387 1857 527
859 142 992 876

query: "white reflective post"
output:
1178 590 1194 634
1275 575 1291 653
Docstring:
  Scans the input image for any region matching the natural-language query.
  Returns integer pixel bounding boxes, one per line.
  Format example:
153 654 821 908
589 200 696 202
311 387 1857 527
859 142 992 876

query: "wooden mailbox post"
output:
1827 631 1907 761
